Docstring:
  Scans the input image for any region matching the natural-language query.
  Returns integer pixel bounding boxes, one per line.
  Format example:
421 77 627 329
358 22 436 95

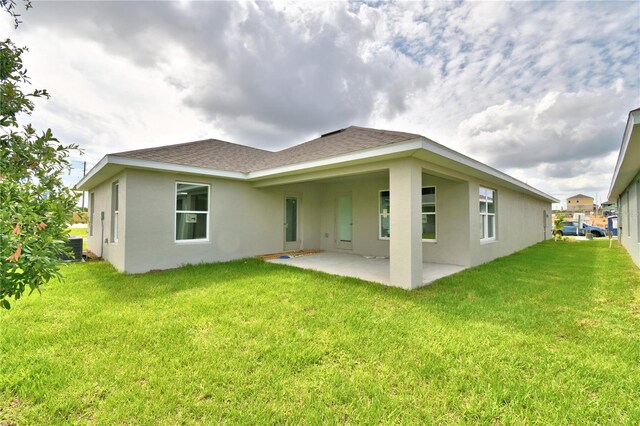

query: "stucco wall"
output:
122 169 321 273
421 175 471 266
617 172 640 267
87 160 552 275
317 173 389 257
468 180 551 267
87 171 127 271
279 182 322 251
314 171 471 266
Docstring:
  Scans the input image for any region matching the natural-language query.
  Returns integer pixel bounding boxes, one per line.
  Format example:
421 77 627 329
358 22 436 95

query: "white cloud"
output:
458 87 629 169
1 0 638 200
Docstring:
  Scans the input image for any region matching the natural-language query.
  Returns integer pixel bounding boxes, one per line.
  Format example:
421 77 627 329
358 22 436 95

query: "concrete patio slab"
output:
267 252 466 287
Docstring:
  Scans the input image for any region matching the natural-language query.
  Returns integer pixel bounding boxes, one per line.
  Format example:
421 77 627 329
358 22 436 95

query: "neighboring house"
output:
601 202 617 216
77 126 557 289
566 194 595 212
608 108 640 268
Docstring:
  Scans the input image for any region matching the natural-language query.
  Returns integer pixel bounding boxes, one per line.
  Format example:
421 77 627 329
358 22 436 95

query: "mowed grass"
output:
1 241 639 424
66 227 88 238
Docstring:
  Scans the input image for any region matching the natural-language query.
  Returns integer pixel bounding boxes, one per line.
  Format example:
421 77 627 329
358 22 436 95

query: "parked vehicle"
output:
582 223 607 237
554 221 581 236
553 221 607 237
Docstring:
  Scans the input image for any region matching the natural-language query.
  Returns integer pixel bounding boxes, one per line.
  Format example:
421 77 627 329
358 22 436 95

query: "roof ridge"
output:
272 125 420 155
348 124 419 135
108 125 427 174
114 138 274 157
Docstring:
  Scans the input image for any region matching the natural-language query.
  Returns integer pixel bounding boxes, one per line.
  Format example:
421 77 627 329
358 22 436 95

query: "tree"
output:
553 213 566 240
1 0 32 29
1 4 80 309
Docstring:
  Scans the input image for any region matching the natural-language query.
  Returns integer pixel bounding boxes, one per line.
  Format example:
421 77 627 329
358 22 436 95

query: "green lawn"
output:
66 227 87 238
1 240 638 424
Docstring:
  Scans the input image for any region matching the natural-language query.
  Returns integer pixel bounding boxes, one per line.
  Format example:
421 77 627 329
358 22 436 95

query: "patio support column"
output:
389 159 423 289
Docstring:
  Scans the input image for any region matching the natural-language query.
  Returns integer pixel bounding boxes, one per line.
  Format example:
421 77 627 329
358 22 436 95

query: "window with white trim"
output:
618 193 624 233
88 192 96 237
89 192 95 236
626 189 631 237
422 187 436 241
176 182 209 241
379 190 390 239
111 182 119 243
480 186 496 241
378 187 437 241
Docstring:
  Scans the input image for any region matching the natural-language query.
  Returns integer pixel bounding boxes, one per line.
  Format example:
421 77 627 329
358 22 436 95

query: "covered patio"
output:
255 157 473 290
267 252 466 286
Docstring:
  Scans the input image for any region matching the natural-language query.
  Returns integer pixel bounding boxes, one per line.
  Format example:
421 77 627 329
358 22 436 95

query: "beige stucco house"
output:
566 194 595 212
77 126 557 289
608 108 640 268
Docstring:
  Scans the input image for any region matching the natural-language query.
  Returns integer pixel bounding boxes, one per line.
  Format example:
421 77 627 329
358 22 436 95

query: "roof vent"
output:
321 128 347 138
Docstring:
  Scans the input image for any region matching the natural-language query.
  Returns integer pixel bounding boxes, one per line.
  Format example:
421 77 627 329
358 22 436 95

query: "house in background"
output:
566 194 595 212
608 108 640 268
601 202 617 217
76 126 557 289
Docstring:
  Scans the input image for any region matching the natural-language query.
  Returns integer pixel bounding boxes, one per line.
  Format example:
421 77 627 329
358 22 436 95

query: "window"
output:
89 192 95 236
379 188 437 240
626 190 631 237
379 190 390 239
111 182 119 243
480 186 496 241
176 182 209 241
422 187 436 241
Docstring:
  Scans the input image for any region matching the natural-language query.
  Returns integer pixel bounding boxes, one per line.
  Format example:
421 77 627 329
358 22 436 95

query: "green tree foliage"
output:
1 35 80 309
553 213 566 240
1 0 32 28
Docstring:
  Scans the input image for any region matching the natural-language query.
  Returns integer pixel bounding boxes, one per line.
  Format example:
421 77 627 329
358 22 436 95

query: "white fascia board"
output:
109 156 246 179
76 155 109 189
76 155 246 190
607 109 640 202
249 136 556 202
77 136 557 203
247 138 425 179
419 138 560 203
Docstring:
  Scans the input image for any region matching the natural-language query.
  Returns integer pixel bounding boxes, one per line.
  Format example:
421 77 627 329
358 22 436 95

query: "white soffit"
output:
77 137 558 203
76 155 246 190
607 109 640 202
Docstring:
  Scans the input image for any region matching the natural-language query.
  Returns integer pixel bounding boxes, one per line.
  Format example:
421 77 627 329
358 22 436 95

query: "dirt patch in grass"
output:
257 249 322 260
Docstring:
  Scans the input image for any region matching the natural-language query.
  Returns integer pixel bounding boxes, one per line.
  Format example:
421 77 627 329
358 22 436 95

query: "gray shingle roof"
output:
113 139 272 173
113 126 421 173
567 194 592 200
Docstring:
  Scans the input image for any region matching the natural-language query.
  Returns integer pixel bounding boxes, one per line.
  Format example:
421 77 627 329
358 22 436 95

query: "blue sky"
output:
3 1 639 206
